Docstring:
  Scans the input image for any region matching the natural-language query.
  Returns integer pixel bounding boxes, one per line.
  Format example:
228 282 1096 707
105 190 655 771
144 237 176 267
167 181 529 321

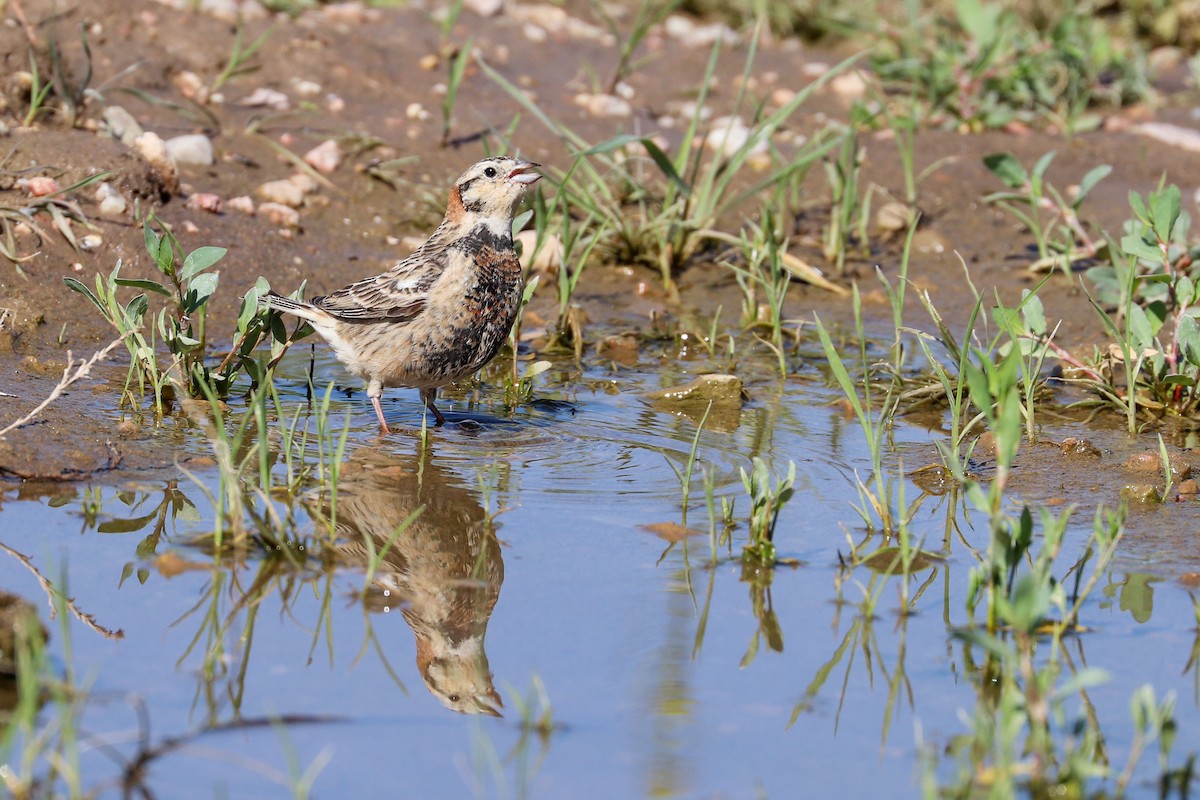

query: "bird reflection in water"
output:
314 446 504 716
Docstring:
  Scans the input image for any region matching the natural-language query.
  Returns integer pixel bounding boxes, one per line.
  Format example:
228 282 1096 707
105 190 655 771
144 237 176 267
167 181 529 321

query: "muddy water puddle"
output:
1 344 1198 798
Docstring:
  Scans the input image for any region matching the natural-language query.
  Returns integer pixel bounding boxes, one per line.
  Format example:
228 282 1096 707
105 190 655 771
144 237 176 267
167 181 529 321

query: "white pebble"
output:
227 196 256 215
79 234 102 252
238 87 290 111
102 106 143 146
257 178 305 207
165 134 214 166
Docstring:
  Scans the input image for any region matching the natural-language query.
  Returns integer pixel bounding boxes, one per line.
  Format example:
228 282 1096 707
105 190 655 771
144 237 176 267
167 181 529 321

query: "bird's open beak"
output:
506 161 542 185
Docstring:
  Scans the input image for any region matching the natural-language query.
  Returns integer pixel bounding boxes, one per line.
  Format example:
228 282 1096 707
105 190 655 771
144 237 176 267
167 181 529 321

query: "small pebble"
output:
304 139 342 174
102 106 143 146
78 234 102 251
227 196 256 215
257 178 306 207
238 87 289 110
17 176 60 197
165 133 215 166
258 202 300 228
185 192 224 213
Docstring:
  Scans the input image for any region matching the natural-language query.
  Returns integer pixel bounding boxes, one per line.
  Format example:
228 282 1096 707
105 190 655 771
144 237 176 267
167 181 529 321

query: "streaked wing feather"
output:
312 247 449 323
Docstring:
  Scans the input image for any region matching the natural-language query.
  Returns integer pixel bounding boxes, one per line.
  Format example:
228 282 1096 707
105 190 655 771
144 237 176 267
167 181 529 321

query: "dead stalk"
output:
0 337 124 437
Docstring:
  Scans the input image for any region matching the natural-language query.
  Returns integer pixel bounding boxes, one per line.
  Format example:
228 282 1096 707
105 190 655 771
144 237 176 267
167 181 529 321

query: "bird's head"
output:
447 156 541 223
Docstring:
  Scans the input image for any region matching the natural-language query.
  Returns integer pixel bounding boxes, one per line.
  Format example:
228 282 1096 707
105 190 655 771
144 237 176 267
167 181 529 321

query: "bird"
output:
315 446 505 716
262 156 541 435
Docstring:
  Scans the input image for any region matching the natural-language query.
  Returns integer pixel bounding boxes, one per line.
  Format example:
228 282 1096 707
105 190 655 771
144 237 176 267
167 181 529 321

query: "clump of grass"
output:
480 36 858 295
875 0 1149 132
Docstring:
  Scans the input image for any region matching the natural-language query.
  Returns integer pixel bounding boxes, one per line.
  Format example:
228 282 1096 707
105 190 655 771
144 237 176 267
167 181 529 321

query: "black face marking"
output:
453 223 511 256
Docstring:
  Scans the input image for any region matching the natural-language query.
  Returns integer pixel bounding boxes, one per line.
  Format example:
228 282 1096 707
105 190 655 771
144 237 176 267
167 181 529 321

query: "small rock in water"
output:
597 334 639 366
644 373 744 409
1121 483 1162 504
910 464 954 496
1060 437 1101 458
1177 478 1199 497
1123 450 1192 479
165 133 215 166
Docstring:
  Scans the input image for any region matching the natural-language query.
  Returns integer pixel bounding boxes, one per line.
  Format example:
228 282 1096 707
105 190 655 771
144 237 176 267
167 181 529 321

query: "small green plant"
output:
588 0 682 94
739 456 795 566
821 119 869 275
22 52 53 127
66 219 308 411
440 40 472 147
1081 183 1200 428
983 151 1110 272
208 18 275 99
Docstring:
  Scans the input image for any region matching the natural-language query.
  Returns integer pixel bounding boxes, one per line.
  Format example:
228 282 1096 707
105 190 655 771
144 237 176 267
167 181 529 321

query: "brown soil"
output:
0 0 1198 479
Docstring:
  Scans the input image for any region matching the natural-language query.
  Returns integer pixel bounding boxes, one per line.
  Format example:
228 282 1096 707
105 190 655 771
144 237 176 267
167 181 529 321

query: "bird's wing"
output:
311 247 449 323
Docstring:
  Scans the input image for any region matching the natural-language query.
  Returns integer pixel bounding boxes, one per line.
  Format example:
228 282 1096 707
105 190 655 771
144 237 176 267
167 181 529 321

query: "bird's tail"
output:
261 290 326 324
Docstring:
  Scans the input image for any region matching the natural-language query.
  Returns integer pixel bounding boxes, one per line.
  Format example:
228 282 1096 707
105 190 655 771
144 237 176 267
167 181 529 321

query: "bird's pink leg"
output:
368 379 391 435
420 388 447 426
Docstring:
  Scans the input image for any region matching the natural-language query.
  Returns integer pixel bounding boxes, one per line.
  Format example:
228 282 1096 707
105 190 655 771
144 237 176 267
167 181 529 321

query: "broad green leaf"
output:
982 152 1026 189
1178 313 1200 367
1127 303 1153 351
1150 184 1182 243
180 246 227 280
1076 164 1112 207
238 287 260 332
186 271 219 312
1120 233 1163 264
1128 190 1148 224
1020 292 1046 337
114 277 171 296
1178 275 1197 306
144 225 173 276
63 277 104 312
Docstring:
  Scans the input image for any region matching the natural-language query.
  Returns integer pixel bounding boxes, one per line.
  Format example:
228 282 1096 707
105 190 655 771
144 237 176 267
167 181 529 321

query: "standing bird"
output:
263 156 541 434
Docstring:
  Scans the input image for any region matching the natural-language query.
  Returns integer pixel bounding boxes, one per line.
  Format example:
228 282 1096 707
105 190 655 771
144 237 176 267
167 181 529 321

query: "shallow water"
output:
2 345 1200 798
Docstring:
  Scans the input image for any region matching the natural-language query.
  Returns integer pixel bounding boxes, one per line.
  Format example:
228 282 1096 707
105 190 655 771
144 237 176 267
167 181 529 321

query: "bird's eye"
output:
483 166 497 178
449 694 460 702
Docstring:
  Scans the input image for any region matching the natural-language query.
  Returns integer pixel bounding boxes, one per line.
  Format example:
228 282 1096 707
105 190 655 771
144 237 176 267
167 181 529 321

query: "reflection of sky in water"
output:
1 348 1199 797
